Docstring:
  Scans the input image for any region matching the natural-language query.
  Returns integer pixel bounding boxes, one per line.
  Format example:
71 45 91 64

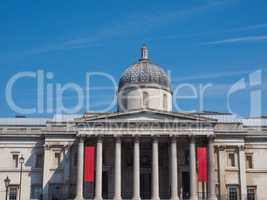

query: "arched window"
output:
143 91 149 108
163 94 167 110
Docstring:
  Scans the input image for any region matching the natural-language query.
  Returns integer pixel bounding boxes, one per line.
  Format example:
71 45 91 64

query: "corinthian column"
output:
207 136 217 200
170 137 179 200
190 136 198 200
94 137 103 200
152 138 160 200
75 137 84 200
132 137 141 200
114 137 122 200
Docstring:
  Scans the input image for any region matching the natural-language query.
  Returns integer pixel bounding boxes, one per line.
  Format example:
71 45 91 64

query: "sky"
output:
1 0 267 118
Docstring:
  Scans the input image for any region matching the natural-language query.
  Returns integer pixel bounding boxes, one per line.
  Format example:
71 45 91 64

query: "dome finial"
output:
140 44 149 61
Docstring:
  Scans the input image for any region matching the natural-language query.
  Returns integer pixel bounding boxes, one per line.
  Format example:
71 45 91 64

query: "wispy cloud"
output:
4 0 235 59
150 21 267 43
201 35 267 45
228 23 267 32
172 70 250 82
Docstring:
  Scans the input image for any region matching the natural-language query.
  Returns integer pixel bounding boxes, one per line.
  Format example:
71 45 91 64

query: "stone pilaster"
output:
207 136 217 200
217 145 226 200
63 145 71 199
238 145 247 200
42 144 51 200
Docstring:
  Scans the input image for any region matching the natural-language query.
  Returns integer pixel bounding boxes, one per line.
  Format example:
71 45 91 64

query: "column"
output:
114 137 122 200
189 137 198 200
238 145 247 200
152 137 160 200
75 137 84 200
207 137 217 200
170 137 179 200
132 137 141 200
94 137 103 200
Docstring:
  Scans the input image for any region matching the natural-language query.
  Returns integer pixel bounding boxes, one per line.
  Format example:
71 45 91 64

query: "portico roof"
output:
77 109 217 124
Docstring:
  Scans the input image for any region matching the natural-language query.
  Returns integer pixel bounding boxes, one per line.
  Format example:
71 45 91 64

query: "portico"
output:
74 111 218 200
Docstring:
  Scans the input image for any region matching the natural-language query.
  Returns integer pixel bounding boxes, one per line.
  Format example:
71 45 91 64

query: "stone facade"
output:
0 113 266 200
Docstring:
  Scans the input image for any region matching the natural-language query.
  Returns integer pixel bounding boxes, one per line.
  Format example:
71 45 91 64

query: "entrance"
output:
140 171 151 199
182 171 190 199
49 183 64 200
102 171 109 199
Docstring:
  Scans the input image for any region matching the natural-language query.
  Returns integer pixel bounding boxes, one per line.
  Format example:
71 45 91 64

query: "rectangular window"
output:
246 154 253 169
228 153 236 167
35 154 43 168
247 186 257 200
9 186 18 200
12 154 19 168
228 185 239 200
31 184 42 199
54 152 61 167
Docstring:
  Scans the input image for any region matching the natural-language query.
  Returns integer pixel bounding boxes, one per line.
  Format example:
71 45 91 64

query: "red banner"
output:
197 147 207 182
84 146 95 182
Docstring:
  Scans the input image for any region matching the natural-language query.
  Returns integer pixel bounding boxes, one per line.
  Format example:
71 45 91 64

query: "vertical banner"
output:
84 146 95 198
197 147 207 182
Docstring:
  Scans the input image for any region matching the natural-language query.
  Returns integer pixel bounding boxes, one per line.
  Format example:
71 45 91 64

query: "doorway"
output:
182 171 190 199
49 183 63 200
140 171 151 199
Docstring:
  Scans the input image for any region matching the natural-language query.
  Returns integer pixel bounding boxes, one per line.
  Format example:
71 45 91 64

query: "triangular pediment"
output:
78 109 217 123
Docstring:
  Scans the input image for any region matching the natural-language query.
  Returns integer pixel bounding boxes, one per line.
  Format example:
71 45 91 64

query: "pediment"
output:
79 109 217 123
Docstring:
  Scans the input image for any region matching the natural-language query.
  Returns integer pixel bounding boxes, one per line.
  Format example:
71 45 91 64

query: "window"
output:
228 152 236 167
163 94 167 110
35 154 43 168
143 91 149 108
54 152 61 167
246 154 253 169
12 154 19 168
228 185 239 200
31 184 42 199
247 186 256 200
9 186 18 200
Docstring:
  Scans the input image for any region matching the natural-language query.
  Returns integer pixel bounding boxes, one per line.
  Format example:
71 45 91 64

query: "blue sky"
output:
1 0 267 117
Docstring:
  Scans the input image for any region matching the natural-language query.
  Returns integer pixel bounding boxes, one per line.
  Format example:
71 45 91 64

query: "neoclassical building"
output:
0 46 267 200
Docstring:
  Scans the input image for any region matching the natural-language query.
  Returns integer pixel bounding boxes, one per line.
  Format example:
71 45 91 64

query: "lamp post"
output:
19 155 24 200
4 176 11 200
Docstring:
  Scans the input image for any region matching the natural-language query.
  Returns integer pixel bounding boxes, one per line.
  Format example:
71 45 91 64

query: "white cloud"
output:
5 0 235 58
202 35 267 45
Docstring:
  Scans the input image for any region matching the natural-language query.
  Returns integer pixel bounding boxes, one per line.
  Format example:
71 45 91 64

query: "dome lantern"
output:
140 44 149 61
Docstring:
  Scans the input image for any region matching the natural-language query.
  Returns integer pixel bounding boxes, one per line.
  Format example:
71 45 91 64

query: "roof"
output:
0 114 82 126
118 46 171 92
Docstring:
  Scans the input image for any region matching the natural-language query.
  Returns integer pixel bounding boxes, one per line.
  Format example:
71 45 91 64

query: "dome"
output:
118 45 171 92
